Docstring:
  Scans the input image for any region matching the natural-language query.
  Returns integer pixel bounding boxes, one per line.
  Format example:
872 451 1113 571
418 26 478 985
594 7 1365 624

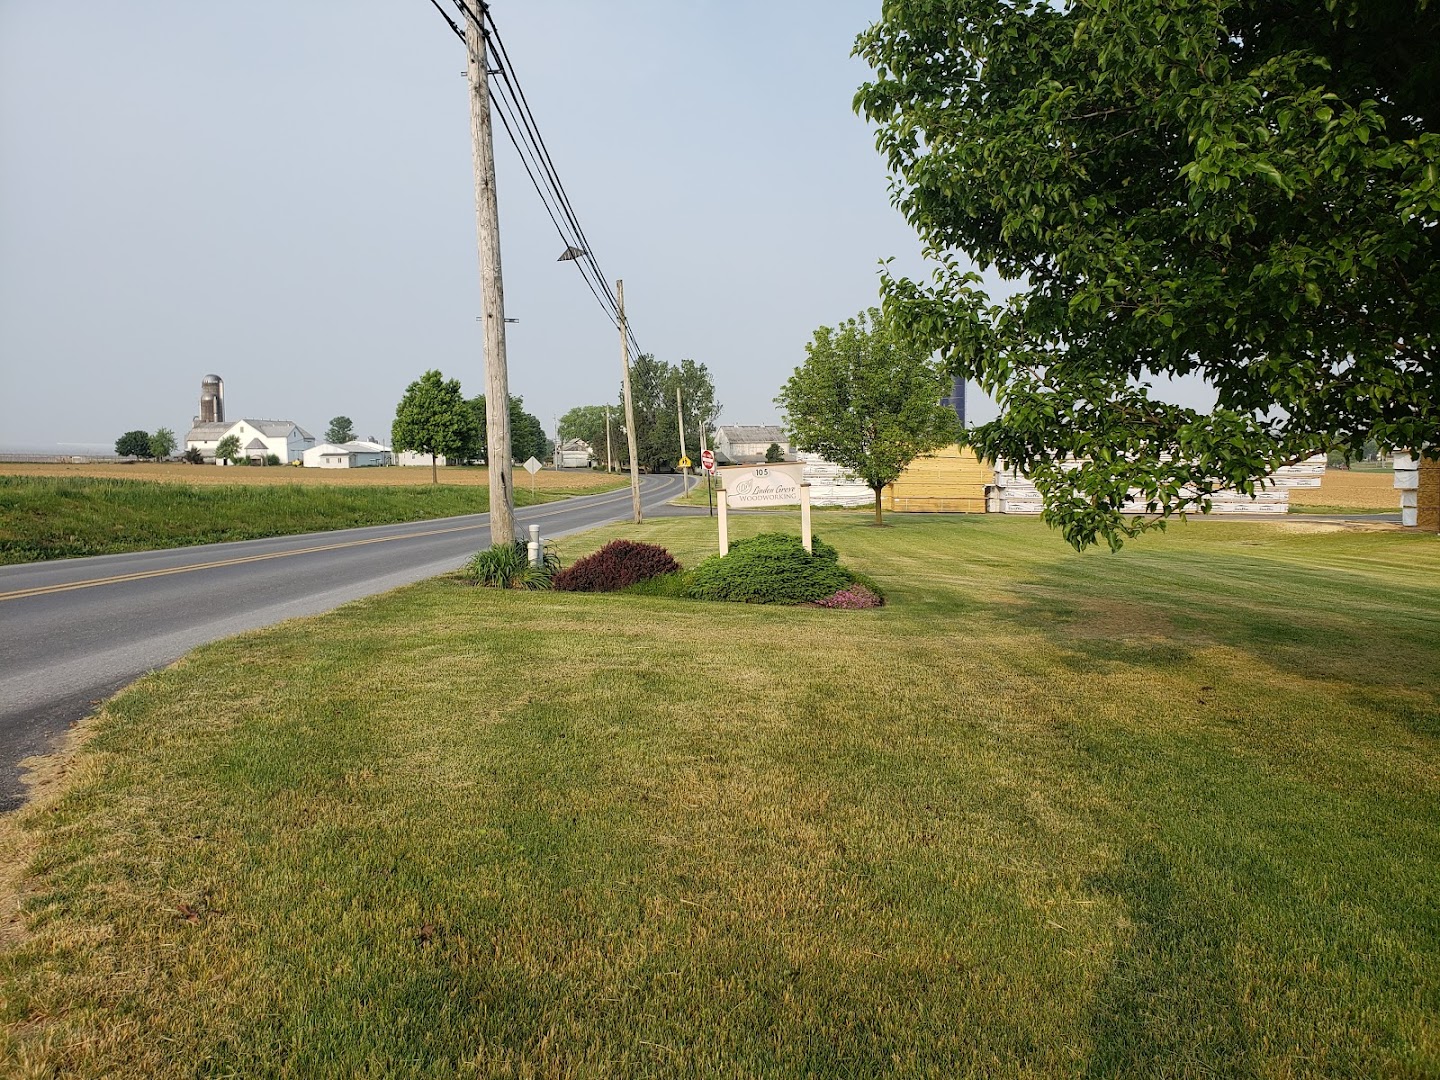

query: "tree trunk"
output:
431 453 438 485
873 485 884 525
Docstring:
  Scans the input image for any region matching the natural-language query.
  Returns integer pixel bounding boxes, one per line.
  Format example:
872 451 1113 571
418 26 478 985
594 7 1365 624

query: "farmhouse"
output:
714 425 790 464
553 439 593 469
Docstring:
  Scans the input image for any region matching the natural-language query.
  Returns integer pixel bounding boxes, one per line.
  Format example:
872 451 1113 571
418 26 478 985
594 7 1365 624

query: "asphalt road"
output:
0 474 691 811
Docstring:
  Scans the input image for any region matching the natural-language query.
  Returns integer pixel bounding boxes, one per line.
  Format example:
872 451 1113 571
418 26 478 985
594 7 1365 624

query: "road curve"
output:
0 474 690 811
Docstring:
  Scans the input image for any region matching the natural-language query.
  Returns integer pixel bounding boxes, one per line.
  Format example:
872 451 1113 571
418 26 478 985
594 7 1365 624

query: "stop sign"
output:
701 449 716 474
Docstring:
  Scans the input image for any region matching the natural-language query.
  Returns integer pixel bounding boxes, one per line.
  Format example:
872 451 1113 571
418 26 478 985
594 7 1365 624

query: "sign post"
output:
522 455 542 498
701 449 716 518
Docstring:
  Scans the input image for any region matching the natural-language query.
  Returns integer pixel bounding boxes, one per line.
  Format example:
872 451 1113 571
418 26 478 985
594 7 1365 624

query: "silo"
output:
200 375 225 424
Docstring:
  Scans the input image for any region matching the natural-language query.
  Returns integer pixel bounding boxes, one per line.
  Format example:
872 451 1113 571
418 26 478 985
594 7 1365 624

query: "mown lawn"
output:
1 515 1436 1077
0 474 622 564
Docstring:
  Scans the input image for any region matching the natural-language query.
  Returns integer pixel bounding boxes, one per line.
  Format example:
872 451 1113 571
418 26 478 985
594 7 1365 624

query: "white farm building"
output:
301 441 393 468
185 419 316 464
714 425 791 464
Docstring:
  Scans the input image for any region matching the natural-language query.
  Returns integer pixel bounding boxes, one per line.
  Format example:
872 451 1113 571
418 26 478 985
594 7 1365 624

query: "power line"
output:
421 0 651 362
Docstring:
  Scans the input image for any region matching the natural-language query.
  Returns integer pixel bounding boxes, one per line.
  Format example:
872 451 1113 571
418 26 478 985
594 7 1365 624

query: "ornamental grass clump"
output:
464 540 558 590
551 539 680 593
687 532 854 605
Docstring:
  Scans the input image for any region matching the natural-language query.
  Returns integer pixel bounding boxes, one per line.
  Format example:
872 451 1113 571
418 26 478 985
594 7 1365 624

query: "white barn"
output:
302 441 392 468
185 419 316 463
553 439 593 469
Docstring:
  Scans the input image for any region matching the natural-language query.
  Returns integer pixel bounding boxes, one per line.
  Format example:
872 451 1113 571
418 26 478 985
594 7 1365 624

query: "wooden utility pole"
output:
466 7 514 545
617 279 642 523
676 385 689 494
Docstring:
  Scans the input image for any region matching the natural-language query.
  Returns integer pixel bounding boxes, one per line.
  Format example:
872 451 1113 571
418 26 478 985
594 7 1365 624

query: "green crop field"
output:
2 514 1436 1077
0 474 621 565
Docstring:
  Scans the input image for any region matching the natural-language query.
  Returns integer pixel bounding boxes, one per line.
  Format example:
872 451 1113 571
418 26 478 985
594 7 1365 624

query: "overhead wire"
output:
423 0 652 361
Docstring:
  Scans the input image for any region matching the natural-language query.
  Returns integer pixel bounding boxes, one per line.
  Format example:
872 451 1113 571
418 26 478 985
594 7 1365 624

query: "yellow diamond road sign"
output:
678 456 692 469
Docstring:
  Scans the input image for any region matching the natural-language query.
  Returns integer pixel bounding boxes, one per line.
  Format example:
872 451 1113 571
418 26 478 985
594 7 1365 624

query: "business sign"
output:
717 462 806 508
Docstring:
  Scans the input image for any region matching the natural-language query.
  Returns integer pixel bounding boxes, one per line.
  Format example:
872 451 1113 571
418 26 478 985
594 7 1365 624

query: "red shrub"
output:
551 539 680 593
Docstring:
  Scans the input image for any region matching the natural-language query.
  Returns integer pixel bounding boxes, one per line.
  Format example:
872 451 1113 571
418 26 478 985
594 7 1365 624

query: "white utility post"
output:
617 279 642 523
466 7 514 545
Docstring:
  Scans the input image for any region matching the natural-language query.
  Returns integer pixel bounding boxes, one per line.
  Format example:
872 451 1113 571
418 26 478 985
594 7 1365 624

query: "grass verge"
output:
1 515 1437 1077
0 475 620 564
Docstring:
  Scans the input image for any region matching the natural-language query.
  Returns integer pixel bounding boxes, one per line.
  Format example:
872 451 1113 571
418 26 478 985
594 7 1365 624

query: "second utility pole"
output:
467 4 514 546
617 280 642 523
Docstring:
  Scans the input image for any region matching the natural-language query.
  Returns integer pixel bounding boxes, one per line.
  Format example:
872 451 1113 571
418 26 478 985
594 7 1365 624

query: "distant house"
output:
302 440 392 469
184 419 316 463
395 450 448 468
553 438 593 469
714 425 790 464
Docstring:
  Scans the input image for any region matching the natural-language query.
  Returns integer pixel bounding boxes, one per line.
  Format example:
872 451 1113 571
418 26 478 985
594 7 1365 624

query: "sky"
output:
0 0 1018 453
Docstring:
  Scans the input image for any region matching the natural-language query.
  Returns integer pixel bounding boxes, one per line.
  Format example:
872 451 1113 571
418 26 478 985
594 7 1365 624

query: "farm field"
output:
0 469 626 564
0 461 620 490
1288 468 1397 514
2 513 1436 1077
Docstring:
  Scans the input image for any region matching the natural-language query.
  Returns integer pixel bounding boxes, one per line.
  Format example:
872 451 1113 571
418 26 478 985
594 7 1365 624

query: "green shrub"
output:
464 541 558 590
845 570 886 602
688 533 851 604
620 571 694 599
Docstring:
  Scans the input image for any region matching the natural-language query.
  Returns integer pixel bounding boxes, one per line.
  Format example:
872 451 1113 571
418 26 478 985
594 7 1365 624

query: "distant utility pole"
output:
466 6 514 545
676 385 689 494
605 405 614 473
617 279 642 523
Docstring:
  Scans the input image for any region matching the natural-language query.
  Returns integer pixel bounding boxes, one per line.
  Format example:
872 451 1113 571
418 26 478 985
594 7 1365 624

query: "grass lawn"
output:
1 515 1436 1077
0 471 625 564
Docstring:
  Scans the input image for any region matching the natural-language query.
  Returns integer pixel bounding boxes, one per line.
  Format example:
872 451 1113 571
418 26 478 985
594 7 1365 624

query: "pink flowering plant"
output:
812 583 884 610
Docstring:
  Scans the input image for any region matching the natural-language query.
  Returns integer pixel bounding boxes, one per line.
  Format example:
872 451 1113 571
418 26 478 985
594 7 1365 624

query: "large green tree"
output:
466 395 549 465
148 428 176 461
324 416 355 444
558 404 615 467
392 370 477 484
776 309 960 525
626 356 719 472
115 430 152 459
855 0 1440 549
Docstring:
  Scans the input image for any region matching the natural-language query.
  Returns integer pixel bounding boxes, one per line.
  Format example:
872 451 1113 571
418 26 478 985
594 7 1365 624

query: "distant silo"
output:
200 375 225 424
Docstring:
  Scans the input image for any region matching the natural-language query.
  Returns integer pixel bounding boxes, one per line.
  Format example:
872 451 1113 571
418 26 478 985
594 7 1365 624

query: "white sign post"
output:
523 455 542 498
715 462 812 555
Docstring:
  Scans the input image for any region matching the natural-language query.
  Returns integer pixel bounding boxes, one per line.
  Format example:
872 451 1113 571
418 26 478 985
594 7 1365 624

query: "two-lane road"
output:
0 474 690 810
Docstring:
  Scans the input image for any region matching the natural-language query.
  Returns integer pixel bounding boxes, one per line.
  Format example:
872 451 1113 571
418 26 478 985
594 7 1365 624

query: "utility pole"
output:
676 385 688 495
466 6 514 545
605 405 614 472
617 280 642 523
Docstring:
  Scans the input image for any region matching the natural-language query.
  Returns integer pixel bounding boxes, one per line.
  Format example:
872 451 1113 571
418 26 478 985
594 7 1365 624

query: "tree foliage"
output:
392 370 477 483
325 416 355 444
466 395 549 464
214 434 240 464
626 356 718 471
148 428 176 461
855 0 1440 549
558 405 614 465
776 309 959 524
115 430 152 458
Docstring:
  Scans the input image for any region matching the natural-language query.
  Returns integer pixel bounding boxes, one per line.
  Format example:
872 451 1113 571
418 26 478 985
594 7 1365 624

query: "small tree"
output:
765 442 785 463
325 416 355 444
392 370 477 483
215 434 240 464
115 430 152 458
149 427 176 461
181 447 204 464
776 309 959 525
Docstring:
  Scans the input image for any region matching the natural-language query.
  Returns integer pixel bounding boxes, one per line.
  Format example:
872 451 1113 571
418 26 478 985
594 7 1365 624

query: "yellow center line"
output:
0 481 668 604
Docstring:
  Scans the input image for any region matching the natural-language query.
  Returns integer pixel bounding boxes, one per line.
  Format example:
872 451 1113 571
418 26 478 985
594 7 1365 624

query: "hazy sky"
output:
2 0 1014 452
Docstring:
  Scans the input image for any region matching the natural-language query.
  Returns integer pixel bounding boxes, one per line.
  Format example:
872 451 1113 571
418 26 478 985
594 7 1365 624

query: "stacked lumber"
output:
886 446 990 513
989 454 1328 516
799 453 873 508
1396 451 1440 531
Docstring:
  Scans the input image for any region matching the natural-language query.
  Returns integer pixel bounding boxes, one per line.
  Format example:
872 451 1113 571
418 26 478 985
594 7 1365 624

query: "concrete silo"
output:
200 375 225 424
